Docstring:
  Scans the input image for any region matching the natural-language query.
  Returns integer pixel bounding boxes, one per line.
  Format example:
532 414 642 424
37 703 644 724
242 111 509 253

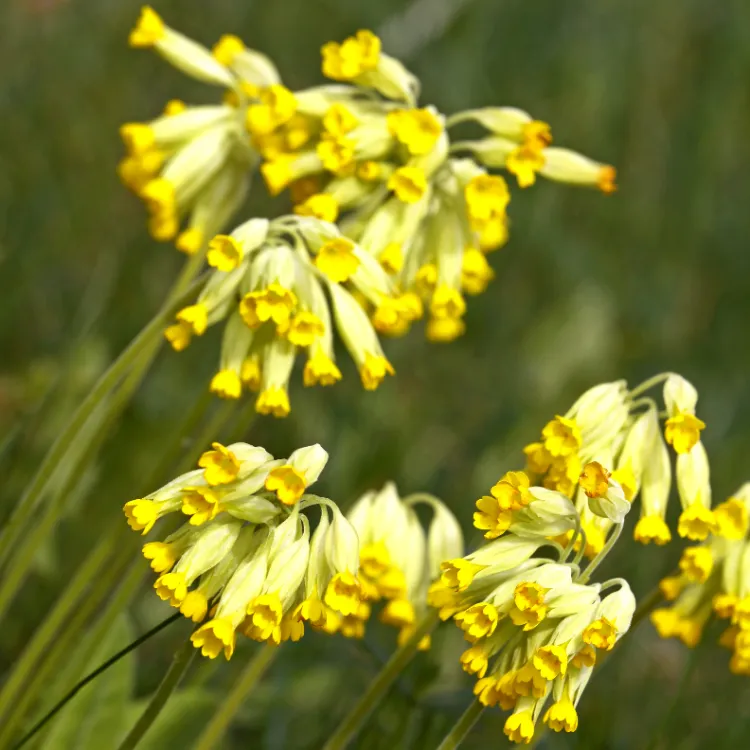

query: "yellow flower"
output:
207 235 243 272
430 285 466 320
579 461 610 498
713 497 748 540
255 387 291 417
294 193 339 223
317 135 356 174
461 248 495 295
633 515 672 545
541 416 581 458
142 542 177 573
246 85 297 136
198 443 240 485
677 501 717 541
473 496 513 539
210 369 243 400
533 645 568 680
490 471 532 510
212 34 245 66
176 303 208 336
322 104 359 136
506 144 545 187
321 30 381 81
544 698 578 733
314 238 360 283
281 311 325 347
239 284 298 328
359 352 395 390
464 174 510 222
129 6 165 48
303 350 343 387
665 413 706 454
679 546 713 583
181 487 223 525
454 602 499 641
583 616 617 650
265 466 307 505
386 108 443 155
192 617 237 660
123 499 159 534
154 572 188 606
388 166 427 203
523 442 552 474
378 242 403 274
504 710 535 745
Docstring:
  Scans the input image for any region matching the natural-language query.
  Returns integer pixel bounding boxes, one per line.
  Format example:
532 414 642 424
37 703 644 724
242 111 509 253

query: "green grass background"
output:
1 0 750 747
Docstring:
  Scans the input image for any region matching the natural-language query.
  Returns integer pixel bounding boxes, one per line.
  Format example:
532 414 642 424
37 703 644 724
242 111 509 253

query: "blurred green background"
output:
2 0 750 747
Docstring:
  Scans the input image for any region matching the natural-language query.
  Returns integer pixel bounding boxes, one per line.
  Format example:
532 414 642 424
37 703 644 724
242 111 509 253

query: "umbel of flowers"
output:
164 215 407 416
519 373 710 554
429 462 637 744
347 483 464 648
651 483 750 675
124 7 616 344
123 441 364 659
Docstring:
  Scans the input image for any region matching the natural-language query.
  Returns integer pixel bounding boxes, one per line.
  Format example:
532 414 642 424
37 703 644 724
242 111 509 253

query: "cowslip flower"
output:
124 440 369 658
164 216 401 415
122 7 283 251
651 483 750 674
251 29 616 343
522 374 711 552
431 526 636 744
346 483 464 648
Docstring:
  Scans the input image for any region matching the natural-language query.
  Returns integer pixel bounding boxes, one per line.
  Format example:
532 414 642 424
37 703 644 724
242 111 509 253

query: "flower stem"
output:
116 637 196 750
12 613 181 750
0 274 206 573
436 699 485 750
322 610 439 750
0 389 226 733
193 644 278 750
627 372 673 401
579 522 623 584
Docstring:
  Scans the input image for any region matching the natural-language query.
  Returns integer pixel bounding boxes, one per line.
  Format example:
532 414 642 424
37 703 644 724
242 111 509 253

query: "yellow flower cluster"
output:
122 8 284 251
347 484 463 648
123 440 365 658
651 484 750 674
523 374 710 556
164 216 401 416
125 8 616 344
254 32 616 343
429 510 636 744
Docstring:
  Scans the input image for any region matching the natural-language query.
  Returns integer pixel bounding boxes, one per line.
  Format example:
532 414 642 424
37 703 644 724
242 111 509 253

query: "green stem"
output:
0 275 206 572
0 530 115 726
322 610 439 750
13 613 182 750
116 637 196 750
0 555 114 748
435 699 485 750
627 372 673 401
0 391 223 732
579 522 623 584
193 645 278 750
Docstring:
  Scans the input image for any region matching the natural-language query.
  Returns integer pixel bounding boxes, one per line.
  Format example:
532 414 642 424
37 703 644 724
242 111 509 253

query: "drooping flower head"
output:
124 440 367 658
522 374 712 555
164 216 400 415
651 483 750 675
346 483 464 648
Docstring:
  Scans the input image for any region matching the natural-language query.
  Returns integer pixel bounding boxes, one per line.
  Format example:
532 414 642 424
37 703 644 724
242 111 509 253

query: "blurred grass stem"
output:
193 644 278 750
435 699 484 750
116 637 196 750
0 269 207 573
322 610 439 750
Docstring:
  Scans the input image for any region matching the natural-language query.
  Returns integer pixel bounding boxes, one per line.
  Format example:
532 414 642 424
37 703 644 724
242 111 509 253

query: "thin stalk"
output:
0 559 114 748
0 362 227 731
0 530 115 725
322 610 440 750
435 699 485 750
0 398 117 623
579 522 623 583
32 560 148 748
0 274 206 571
12 614 181 750
116 637 196 750
193 645 278 750
627 372 672 401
